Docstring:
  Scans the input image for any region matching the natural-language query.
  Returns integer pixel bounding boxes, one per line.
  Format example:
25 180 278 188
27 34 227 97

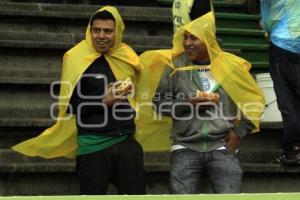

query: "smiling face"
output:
183 31 210 63
90 19 116 54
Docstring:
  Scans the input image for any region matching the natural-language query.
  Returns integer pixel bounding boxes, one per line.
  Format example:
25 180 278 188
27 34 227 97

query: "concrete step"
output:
5 0 260 15
0 31 268 84
159 0 249 13
3 101 279 129
2 125 299 195
0 126 45 148
0 31 173 48
6 0 256 15
0 84 284 144
7 0 159 6
0 108 54 127
0 2 262 33
217 28 267 44
0 30 267 55
0 2 266 70
5 0 251 14
0 84 56 127
1 145 300 195
1 76 280 128
223 43 269 68
0 81 282 145
215 12 260 29
0 79 284 135
0 55 266 84
159 0 245 6
0 28 267 45
0 102 281 133
0 48 267 83
0 46 61 84
0 112 283 145
2 145 300 174
0 84 54 105
1 169 300 195
1 146 300 189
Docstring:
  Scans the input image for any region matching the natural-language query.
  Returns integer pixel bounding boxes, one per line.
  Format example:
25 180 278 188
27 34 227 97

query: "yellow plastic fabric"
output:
138 11 264 152
173 0 194 32
173 0 214 32
172 11 264 131
12 6 141 158
134 50 173 151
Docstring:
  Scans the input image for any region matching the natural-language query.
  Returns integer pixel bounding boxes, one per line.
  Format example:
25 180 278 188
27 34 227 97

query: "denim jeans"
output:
169 148 242 194
269 43 300 147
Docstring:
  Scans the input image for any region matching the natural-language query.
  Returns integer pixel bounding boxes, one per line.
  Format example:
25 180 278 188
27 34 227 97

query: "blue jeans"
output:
169 148 242 194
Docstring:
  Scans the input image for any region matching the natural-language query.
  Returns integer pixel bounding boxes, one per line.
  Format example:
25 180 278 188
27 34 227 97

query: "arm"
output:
69 81 130 115
225 115 254 153
233 116 254 139
153 68 209 118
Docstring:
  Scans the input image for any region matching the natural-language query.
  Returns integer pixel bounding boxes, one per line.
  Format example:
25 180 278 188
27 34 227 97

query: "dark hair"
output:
89 10 115 27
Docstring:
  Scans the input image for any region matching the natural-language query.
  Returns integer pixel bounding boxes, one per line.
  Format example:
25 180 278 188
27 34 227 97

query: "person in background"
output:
260 0 300 166
173 0 212 32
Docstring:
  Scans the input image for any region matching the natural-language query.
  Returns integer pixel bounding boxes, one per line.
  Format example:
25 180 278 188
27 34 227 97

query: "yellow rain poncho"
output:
134 50 173 151
136 11 265 151
172 0 214 32
12 6 141 158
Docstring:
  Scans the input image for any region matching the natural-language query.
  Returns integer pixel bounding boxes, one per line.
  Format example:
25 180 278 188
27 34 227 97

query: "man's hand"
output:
224 129 241 153
103 80 133 106
190 91 219 105
102 85 124 106
197 91 220 103
189 95 218 111
113 79 133 96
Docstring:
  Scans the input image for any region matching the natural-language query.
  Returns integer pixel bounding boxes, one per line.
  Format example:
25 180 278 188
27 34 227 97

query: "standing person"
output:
134 0 215 152
147 11 264 193
12 6 145 195
260 0 300 166
173 0 212 32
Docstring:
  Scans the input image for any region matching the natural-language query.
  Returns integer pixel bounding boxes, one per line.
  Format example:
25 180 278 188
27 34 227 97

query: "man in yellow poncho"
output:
12 6 145 195
134 0 215 152
139 11 264 194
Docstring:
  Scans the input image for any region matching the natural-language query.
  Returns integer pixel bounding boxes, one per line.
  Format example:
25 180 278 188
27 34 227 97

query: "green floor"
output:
1 193 300 200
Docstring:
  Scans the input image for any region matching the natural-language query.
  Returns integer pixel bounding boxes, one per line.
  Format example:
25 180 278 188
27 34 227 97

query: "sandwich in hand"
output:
197 90 220 103
113 78 133 95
